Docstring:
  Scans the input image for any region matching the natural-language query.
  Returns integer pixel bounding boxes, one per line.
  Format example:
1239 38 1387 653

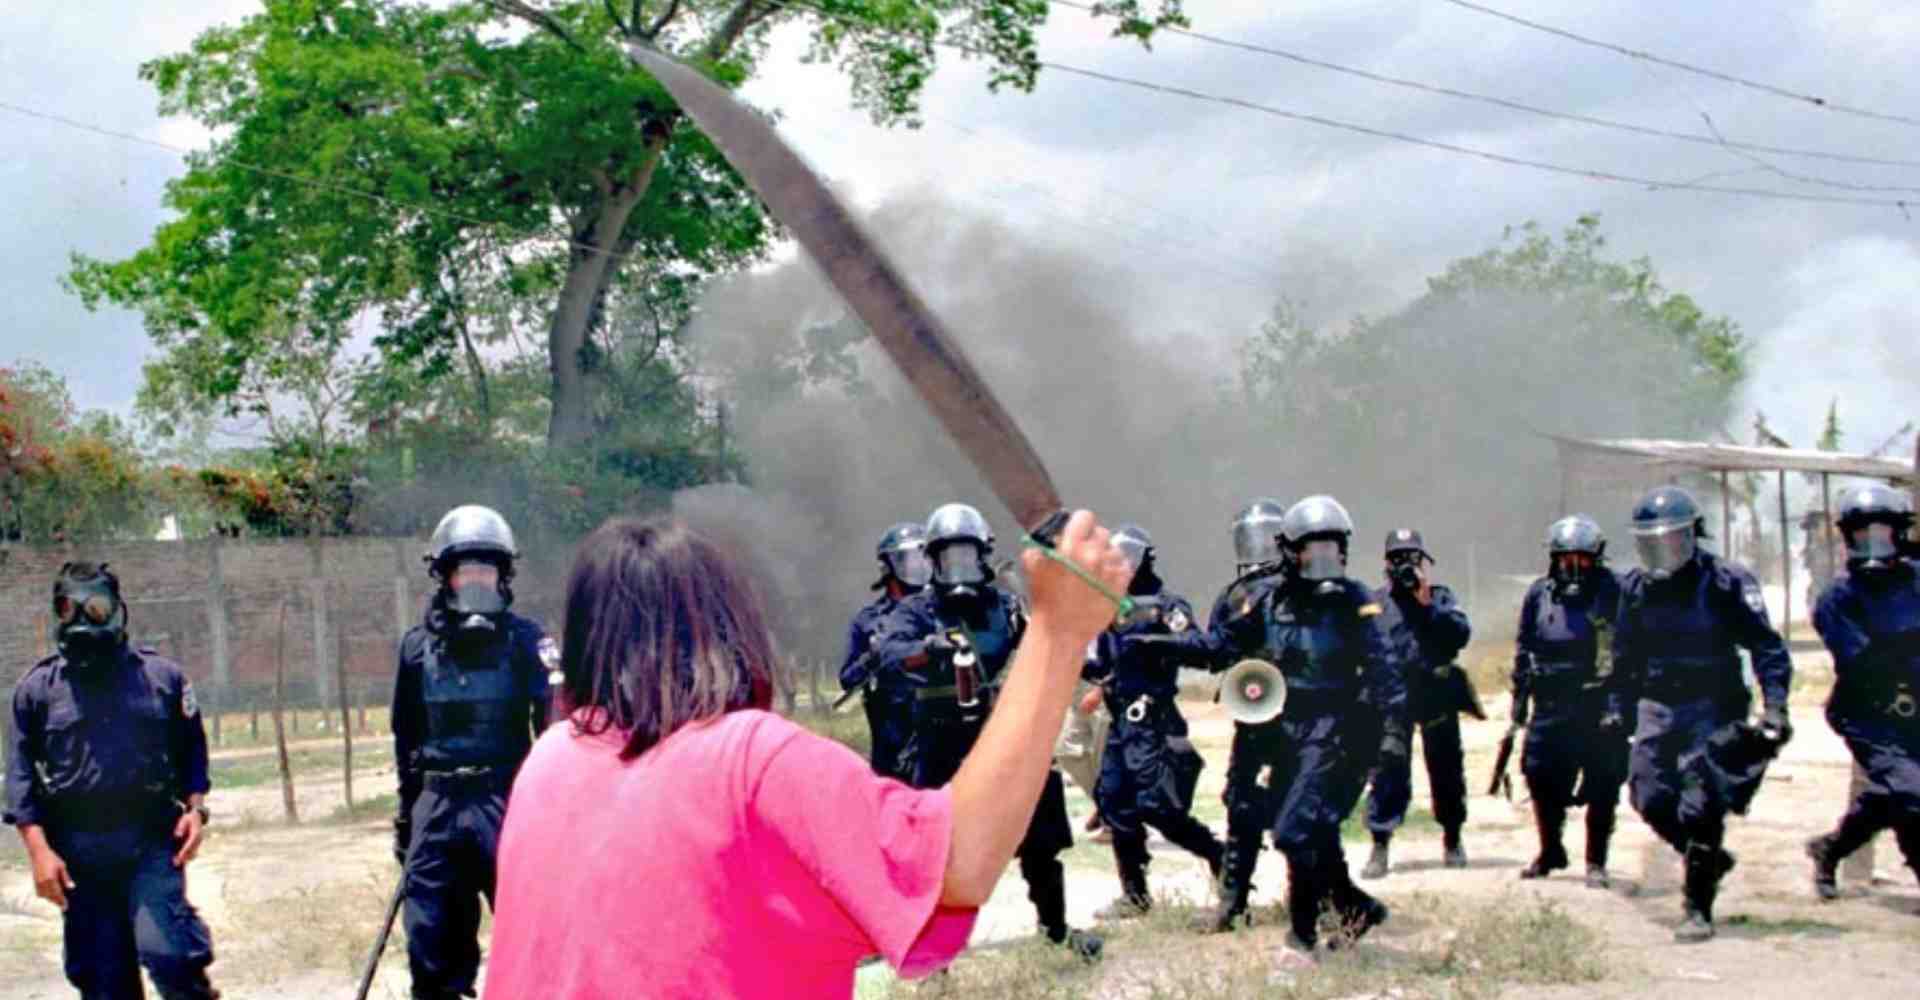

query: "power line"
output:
1045 0 1920 184
1439 0 1920 130
765 0 1912 211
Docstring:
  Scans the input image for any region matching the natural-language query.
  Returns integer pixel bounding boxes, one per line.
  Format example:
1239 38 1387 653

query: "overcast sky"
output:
4 0 1915 459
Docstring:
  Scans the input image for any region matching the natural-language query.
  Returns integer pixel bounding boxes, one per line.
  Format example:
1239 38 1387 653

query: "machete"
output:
626 44 1102 575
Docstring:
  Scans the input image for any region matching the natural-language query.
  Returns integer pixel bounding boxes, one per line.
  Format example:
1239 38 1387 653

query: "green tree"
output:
67 0 1185 450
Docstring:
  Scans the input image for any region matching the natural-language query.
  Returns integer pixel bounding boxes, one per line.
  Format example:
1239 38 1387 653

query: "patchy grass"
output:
861 890 1609 999
205 707 392 751
219 872 401 987
210 741 396 790
1719 913 1848 938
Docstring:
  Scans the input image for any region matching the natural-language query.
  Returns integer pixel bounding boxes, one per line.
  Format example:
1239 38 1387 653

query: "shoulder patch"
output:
1168 606 1191 633
537 635 561 671
1743 584 1766 614
1358 602 1383 618
180 680 199 718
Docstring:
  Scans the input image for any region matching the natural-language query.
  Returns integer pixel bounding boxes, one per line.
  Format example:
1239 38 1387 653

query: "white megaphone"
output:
1220 659 1286 725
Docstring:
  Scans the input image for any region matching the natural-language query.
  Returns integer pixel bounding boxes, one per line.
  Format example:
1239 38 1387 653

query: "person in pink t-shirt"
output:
482 510 1133 999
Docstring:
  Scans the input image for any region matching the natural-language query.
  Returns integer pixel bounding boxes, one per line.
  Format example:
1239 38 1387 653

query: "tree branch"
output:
603 0 631 35
701 0 763 62
643 0 683 41
484 0 587 53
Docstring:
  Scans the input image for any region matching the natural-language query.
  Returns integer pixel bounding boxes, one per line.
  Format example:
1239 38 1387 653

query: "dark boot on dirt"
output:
1325 865 1390 951
1805 834 1842 901
1676 842 1734 943
1442 825 1468 868
1360 833 1391 879
1097 848 1154 921
1193 839 1255 934
1520 804 1568 880
1047 926 1104 962
1585 805 1614 889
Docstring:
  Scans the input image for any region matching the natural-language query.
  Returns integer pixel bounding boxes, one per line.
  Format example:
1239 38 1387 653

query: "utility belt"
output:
1113 692 1178 727
421 763 514 792
1640 661 1741 704
1834 678 1920 723
44 788 180 833
1279 683 1355 718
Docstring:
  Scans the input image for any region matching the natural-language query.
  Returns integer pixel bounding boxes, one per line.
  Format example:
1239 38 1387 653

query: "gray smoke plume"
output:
684 190 1739 659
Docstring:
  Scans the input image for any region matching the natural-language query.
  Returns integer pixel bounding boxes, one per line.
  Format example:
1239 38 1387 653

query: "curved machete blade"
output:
626 44 1063 535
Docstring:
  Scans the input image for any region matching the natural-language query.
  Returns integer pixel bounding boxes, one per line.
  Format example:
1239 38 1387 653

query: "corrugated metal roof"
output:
1549 435 1913 480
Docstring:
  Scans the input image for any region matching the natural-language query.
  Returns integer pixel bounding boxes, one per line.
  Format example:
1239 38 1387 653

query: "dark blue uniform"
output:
838 594 913 781
1811 558 1920 875
1198 569 1289 924
5 647 217 999
872 586 1078 940
1615 551 1792 855
1084 591 1222 897
1209 576 1405 946
1364 583 1473 840
391 612 549 1000
1514 570 1630 868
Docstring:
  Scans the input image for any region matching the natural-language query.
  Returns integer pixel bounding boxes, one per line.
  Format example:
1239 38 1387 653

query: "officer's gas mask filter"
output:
1634 522 1696 581
53 564 128 667
886 545 934 589
1550 552 1597 597
1844 520 1902 572
1387 551 1427 593
931 540 989 600
441 557 511 639
1293 534 1347 587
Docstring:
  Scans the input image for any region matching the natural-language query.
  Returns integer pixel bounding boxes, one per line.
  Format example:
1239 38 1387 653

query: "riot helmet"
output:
425 504 519 639
52 561 127 667
1230 498 1287 575
1110 522 1164 596
1834 483 1913 572
875 521 933 590
1281 495 1354 582
1546 515 1606 597
925 502 994 599
1630 486 1703 581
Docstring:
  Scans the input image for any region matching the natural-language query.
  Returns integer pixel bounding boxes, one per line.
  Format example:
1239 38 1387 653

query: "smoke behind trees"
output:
686 193 1736 662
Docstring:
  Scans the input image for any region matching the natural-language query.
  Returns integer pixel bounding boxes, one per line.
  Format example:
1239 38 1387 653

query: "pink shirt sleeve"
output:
750 725 979 977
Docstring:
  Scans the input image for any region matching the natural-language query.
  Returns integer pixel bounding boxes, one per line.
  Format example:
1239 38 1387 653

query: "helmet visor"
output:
933 542 986 586
1111 534 1150 573
1846 522 1899 564
888 548 934 588
1634 523 1695 577
1297 538 1345 581
1232 521 1282 567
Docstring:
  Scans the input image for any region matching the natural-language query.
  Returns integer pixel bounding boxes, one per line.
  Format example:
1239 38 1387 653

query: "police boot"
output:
1360 832 1391 880
1804 834 1842 901
1585 806 1614 889
1097 843 1154 920
1520 803 1568 880
1285 860 1323 951
1442 825 1468 868
1325 864 1390 951
1192 838 1256 933
1677 843 1734 943
1047 926 1105 962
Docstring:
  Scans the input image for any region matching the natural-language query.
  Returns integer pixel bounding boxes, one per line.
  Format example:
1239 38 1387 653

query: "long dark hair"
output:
559 517 776 759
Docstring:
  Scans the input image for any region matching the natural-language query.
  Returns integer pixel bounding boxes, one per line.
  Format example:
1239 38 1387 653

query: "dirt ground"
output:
4 647 1915 998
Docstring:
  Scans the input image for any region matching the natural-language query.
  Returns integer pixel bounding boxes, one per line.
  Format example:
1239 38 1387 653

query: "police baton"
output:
353 871 407 1000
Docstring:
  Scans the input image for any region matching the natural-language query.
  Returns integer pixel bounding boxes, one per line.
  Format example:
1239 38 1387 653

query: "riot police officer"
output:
872 503 1102 960
1511 516 1630 888
838 522 932 780
1083 524 1223 918
1200 496 1406 955
392 506 552 999
1361 528 1474 878
1805 484 1920 897
1615 485 1793 942
1192 497 1292 933
4 562 220 999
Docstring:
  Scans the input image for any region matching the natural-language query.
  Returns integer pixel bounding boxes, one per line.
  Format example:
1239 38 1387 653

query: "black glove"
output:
1378 730 1410 763
1761 704 1793 746
393 816 413 866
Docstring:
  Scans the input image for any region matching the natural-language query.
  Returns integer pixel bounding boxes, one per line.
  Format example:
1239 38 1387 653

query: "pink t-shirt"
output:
482 709 978 999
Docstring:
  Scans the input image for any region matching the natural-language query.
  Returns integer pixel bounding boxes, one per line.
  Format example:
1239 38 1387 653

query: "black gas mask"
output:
1387 553 1426 593
1550 553 1597 598
930 540 991 603
439 557 512 644
53 564 128 668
